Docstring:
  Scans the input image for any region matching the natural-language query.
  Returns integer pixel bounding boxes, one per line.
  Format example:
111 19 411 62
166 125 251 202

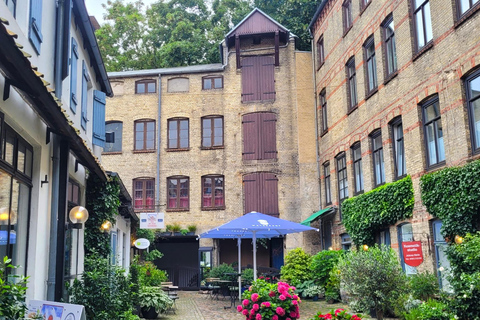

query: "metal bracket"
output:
41 175 49 187
46 127 52 145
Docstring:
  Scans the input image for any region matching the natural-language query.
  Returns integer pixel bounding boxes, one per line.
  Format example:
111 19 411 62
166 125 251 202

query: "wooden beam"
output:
236 35 240 69
275 31 279 67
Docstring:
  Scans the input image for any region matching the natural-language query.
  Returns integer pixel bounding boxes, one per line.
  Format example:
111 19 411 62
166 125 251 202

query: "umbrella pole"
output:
238 237 242 301
253 231 257 281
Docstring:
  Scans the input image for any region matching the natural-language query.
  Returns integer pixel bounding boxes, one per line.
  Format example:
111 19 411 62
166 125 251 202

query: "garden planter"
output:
141 307 159 319
312 295 319 301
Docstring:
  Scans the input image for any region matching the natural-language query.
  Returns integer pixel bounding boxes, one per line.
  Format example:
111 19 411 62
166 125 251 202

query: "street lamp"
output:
68 206 89 229
101 221 112 233
454 235 464 244
362 244 369 251
0 208 16 225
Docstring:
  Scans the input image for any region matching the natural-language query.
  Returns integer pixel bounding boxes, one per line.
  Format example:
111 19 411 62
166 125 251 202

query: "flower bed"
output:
311 308 362 320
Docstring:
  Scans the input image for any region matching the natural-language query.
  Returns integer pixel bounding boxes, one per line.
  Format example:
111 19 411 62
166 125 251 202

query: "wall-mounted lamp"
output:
328 246 333 251
362 244 369 251
101 221 112 233
68 206 89 229
454 235 464 244
0 207 17 225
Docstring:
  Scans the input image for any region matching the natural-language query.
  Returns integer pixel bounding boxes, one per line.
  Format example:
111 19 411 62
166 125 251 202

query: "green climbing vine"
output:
342 175 414 246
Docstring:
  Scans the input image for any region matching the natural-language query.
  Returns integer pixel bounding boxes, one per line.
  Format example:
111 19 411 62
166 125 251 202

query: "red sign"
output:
402 241 424 267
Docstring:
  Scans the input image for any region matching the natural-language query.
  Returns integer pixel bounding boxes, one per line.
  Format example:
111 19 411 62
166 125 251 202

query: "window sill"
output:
412 41 434 62
135 92 157 95
394 174 407 181
455 4 480 29
365 87 378 101
353 190 364 196
102 151 123 155
133 149 156 154
359 1 371 15
383 71 398 86
426 161 446 172
166 148 191 152
316 61 325 71
343 25 353 38
241 99 276 104
346 105 358 115
320 129 329 137
201 207 226 211
242 158 278 164
202 88 224 91
200 146 225 150
134 208 156 212
166 208 190 212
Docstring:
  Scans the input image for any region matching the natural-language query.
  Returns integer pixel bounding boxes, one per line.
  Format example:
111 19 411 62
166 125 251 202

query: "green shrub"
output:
208 263 236 280
139 262 168 286
136 228 155 245
242 268 254 284
129 256 141 308
409 272 439 301
338 245 408 320
0 256 28 319
325 267 341 302
310 250 343 288
295 279 315 297
144 249 164 262
404 299 454 320
280 248 313 286
138 286 173 314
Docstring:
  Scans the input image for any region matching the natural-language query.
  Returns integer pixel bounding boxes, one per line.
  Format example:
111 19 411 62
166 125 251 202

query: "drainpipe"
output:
54 0 64 99
156 74 161 211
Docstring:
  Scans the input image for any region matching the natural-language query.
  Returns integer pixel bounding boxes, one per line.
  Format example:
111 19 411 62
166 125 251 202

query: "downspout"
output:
54 0 65 99
156 74 161 211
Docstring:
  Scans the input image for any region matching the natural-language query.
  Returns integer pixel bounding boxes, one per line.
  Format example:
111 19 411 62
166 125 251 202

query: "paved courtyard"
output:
144 290 350 320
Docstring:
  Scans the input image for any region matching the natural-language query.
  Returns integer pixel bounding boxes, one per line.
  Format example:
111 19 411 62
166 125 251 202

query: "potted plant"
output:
138 286 173 319
187 224 197 235
0 257 28 320
303 285 325 301
171 223 182 236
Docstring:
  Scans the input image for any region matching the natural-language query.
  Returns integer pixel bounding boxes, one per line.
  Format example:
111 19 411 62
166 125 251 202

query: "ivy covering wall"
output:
84 174 121 257
342 176 414 246
420 159 480 239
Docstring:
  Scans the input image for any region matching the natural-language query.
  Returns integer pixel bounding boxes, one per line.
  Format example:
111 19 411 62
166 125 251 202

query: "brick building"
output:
103 9 319 288
310 0 480 288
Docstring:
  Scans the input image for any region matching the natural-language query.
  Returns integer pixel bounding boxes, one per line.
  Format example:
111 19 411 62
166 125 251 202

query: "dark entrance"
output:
154 237 199 290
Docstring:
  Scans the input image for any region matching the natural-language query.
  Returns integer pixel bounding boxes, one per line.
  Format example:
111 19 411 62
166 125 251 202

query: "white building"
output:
0 0 126 302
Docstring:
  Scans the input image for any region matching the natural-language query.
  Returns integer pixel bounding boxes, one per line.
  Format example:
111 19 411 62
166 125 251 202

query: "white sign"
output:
27 300 86 320
140 212 165 229
134 238 150 249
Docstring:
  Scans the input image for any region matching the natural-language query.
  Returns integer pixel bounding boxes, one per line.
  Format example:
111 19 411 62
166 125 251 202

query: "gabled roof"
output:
225 8 295 39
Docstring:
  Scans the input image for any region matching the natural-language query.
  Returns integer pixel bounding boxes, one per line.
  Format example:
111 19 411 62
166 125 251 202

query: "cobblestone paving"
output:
144 291 352 320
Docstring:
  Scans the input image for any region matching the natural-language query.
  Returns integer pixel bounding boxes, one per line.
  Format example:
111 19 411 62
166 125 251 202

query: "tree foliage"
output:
96 0 319 71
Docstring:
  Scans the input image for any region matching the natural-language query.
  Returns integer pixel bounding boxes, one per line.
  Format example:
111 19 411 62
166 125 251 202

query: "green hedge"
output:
420 159 480 239
342 176 414 246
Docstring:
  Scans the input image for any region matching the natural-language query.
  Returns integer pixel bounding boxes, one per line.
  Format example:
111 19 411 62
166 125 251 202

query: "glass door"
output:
199 247 212 285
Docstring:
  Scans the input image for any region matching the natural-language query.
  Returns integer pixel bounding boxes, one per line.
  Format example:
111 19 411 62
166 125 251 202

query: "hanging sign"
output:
27 300 86 320
140 212 165 229
402 241 424 267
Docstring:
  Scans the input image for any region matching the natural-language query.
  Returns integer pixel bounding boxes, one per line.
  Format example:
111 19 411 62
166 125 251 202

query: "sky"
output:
84 0 157 25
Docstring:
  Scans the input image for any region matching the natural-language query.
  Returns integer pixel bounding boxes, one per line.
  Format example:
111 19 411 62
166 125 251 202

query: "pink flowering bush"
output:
310 308 363 320
237 279 301 320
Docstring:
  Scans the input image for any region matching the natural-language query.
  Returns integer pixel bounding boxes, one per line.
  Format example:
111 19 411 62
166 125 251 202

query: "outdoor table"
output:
216 280 231 300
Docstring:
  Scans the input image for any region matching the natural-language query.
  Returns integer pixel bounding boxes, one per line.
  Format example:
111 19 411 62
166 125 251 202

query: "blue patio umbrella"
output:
199 211 318 299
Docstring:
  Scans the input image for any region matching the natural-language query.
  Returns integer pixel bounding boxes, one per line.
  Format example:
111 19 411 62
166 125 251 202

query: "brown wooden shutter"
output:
242 113 259 160
243 173 259 214
241 57 256 102
242 56 275 102
261 113 277 160
260 56 275 101
243 172 279 217
263 173 279 217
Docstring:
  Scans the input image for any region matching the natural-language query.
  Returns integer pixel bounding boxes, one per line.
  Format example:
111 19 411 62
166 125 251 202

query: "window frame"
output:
201 175 225 210
382 14 398 80
343 0 353 35
346 57 358 112
320 89 328 134
167 118 189 150
390 117 407 179
5 0 17 17
323 162 332 205
317 35 325 68
422 96 445 168
455 0 480 21
336 152 348 202
135 79 156 94
351 142 364 194
363 36 378 96
132 178 155 211
341 233 352 250
466 69 480 154
371 129 385 187
134 119 155 151
104 120 123 153
167 176 190 211
202 76 224 90
201 116 224 149
411 0 433 53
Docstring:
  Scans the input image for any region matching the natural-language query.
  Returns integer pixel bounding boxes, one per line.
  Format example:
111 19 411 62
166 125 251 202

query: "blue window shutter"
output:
81 61 88 130
92 90 106 147
29 0 43 53
70 38 78 113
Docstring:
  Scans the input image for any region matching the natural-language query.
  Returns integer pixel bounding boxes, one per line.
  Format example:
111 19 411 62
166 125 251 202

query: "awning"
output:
301 207 336 226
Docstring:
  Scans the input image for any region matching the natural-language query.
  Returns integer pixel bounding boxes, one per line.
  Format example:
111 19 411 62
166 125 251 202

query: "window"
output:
134 119 155 151
317 36 325 67
343 0 353 33
341 233 352 250
398 223 417 275
363 36 377 94
412 0 433 52
360 0 371 11
203 76 223 90
371 130 385 186
422 97 445 167
391 118 407 178
135 80 156 94
202 175 225 209
376 229 391 246
105 121 123 152
67 180 80 205
456 0 480 18
110 231 118 265
70 38 78 113
320 89 328 133
81 61 90 130
29 0 43 53
432 220 453 290
346 57 357 111
241 56 275 102
242 113 277 160
352 142 363 194
324 162 332 205
243 172 279 217
466 69 480 153
202 116 223 148
382 15 397 78
167 176 189 210
167 118 188 149
322 220 333 250
5 0 17 17
336 153 348 201
133 178 155 210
